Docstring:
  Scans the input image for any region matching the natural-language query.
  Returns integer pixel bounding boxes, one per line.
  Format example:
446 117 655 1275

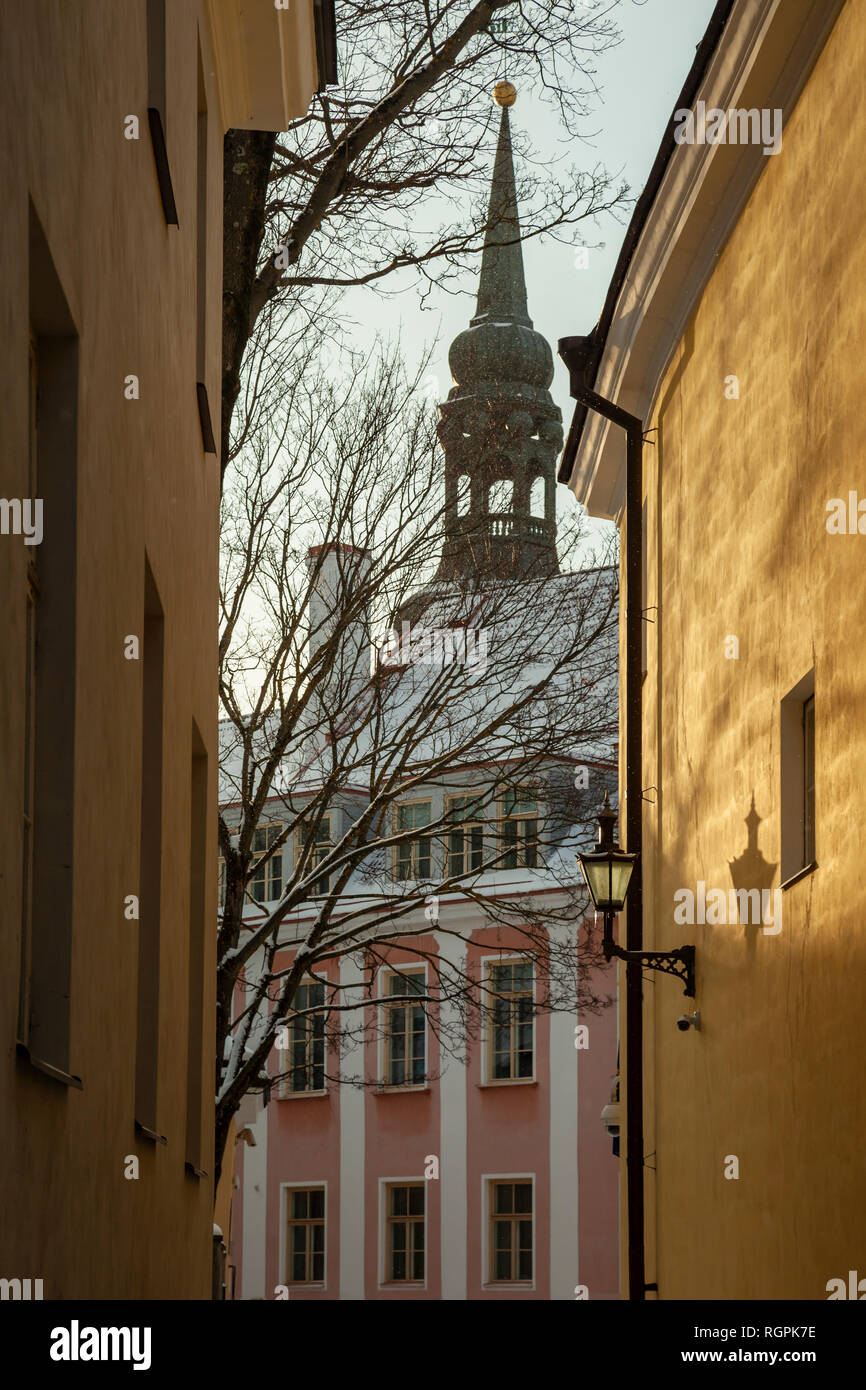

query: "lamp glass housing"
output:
578 849 635 913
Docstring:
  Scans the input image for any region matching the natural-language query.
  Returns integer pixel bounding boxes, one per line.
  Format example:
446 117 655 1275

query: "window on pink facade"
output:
385 1183 425 1283
384 970 426 1086
489 1180 533 1283
487 960 534 1081
282 979 326 1094
286 1187 325 1284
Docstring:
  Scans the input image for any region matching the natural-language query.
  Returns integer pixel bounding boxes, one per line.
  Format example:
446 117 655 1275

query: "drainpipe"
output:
558 336 646 1302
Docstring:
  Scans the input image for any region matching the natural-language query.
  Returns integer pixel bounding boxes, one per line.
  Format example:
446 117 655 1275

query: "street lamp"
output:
577 792 696 996
577 790 637 916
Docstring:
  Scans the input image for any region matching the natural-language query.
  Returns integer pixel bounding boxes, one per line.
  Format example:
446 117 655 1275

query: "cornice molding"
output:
569 0 846 521
204 0 319 133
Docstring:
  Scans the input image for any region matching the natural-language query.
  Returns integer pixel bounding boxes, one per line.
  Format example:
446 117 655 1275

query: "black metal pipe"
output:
558 337 646 1301
624 417 646 1303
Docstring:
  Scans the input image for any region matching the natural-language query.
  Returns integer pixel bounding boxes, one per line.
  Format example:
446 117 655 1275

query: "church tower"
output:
436 83 563 581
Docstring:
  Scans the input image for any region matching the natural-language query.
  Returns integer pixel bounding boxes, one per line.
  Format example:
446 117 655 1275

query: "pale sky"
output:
340 0 719 551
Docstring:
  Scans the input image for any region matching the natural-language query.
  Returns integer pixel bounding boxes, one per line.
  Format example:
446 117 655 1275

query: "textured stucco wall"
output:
635 0 866 1299
0 1 221 1298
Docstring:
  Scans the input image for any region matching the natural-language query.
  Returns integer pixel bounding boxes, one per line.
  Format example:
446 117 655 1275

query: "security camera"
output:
676 1011 700 1032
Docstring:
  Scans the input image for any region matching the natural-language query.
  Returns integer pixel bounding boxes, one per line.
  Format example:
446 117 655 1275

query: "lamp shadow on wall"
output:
728 792 778 954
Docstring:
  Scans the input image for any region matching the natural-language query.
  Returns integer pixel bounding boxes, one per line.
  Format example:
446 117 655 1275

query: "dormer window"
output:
499 791 538 869
297 815 333 895
250 823 283 903
394 801 432 881
446 796 484 877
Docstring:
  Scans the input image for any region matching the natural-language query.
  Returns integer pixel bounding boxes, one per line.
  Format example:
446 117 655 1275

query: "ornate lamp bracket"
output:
604 939 696 998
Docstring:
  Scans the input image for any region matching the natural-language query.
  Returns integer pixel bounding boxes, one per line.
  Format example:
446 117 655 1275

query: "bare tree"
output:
215 339 618 1184
222 0 630 479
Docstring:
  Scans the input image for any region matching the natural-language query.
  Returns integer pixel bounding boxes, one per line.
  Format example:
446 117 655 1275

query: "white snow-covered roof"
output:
218 565 617 809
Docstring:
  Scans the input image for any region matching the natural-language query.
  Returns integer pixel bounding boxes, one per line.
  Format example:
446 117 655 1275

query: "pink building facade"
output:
230 887 619 1300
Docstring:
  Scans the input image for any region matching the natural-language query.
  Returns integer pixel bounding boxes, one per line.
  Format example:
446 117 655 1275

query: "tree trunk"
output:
221 129 276 484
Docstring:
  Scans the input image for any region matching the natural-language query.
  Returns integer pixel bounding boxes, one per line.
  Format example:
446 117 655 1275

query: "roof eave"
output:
557 0 844 521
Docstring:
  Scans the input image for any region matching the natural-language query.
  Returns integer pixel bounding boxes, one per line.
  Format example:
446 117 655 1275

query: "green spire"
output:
471 106 532 330
435 88 564 582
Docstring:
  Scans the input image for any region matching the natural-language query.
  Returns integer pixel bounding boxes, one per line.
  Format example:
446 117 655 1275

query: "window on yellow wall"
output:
803 694 815 867
18 335 38 1046
780 672 816 883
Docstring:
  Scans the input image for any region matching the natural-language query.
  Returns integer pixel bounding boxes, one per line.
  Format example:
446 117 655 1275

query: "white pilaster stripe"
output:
549 922 579 1299
339 952 366 1299
437 931 468 1300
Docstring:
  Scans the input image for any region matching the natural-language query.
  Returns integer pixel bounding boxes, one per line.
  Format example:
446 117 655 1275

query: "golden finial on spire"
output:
493 80 517 107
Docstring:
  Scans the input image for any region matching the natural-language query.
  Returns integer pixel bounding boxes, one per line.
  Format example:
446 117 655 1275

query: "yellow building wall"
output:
0 2 222 1298
636 0 866 1299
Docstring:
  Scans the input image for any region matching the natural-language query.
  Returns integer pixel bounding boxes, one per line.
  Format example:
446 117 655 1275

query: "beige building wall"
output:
636 0 866 1299
0 0 321 1299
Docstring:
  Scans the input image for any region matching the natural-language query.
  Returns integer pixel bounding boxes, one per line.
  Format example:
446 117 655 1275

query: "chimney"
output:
305 543 373 708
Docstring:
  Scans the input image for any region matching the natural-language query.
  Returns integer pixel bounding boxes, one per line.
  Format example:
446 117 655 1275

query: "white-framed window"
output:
297 814 333 894
250 822 283 903
485 958 534 1082
446 795 484 877
383 968 426 1087
486 1177 533 1284
393 801 432 881
218 857 226 908
499 790 538 869
281 1184 326 1286
383 1182 426 1284
279 978 326 1095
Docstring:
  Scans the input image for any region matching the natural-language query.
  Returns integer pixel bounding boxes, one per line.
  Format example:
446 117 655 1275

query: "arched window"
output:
529 476 545 518
456 474 471 516
488 479 513 514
